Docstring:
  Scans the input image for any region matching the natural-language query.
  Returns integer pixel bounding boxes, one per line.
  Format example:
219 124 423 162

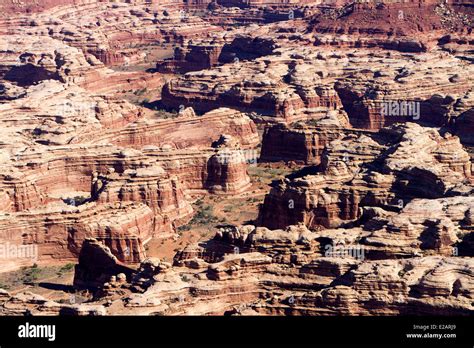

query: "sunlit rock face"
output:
258 123 473 230
0 0 472 316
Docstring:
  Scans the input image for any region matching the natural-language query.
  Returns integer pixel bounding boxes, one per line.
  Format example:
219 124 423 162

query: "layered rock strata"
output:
258 123 473 230
7 225 470 316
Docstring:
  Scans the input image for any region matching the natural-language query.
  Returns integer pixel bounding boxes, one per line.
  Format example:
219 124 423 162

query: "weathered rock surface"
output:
74 238 136 289
258 123 473 230
14 225 467 316
0 289 107 315
0 0 472 318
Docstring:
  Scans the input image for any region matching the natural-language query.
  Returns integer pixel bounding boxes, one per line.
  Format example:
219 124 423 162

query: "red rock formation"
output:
0 201 155 263
162 43 473 127
453 94 474 145
92 167 194 232
0 0 472 319
260 111 353 164
157 43 224 74
0 105 257 265
0 289 107 315
92 107 259 150
73 238 136 289
217 0 321 9
157 35 277 73
308 0 472 48
258 123 473 230
7 223 465 316
161 47 345 121
205 136 252 194
0 2 223 67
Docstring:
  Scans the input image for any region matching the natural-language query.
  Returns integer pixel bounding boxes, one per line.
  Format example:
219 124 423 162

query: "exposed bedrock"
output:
335 79 474 131
308 0 472 45
260 124 326 164
0 93 257 266
216 0 321 9
0 289 107 315
0 0 472 317
258 123 473 230
19 224 467 316
161 44 473 128
92 168 194 230
360 197 474 259
91 107 259 150
73 238 136 289
157 35 278 74
0 104 257 264
0 142 255 262
205 142 253 194
453 100 474 145
0 2 223 66
0 34 165 97
259 111 356 164
157 43 225 74
161 50 344 120
0 201 155 263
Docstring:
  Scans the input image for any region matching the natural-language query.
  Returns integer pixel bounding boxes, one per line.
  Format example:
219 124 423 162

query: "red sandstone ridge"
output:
0 2 223 67
309 0 472 50
4 227 472 315
161 42 473 128
258 123 473 230
0 0 81 14
0 32 259 265
0 0 472 319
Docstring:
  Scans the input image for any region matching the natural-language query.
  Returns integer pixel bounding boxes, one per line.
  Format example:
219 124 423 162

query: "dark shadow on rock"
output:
38 282 74 292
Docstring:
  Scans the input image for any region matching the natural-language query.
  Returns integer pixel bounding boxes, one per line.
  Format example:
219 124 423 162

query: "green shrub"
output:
57 263 75 275
22 264 42 284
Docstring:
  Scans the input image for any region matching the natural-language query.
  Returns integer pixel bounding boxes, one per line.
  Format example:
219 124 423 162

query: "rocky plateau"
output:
0 0 472 316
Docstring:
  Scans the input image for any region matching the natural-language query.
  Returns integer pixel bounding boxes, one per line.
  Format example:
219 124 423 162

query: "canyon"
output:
0 0 472 316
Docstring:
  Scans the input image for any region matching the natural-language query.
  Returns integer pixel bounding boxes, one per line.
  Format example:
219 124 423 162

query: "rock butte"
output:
0 0 472 315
